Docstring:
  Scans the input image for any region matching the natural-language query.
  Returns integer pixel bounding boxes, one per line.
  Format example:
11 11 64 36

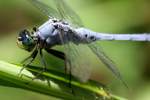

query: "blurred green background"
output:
0 0 150 100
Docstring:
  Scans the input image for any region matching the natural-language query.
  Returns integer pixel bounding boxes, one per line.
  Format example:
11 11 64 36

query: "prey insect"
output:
17 0 150 88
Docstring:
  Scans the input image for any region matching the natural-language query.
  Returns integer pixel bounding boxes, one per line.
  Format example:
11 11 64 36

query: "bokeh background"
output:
0 0 150 100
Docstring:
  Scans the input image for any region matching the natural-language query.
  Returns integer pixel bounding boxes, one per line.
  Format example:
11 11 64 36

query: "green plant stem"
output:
0 61 127 100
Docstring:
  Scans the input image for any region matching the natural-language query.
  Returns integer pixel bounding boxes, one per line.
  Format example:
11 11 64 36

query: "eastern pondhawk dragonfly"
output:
17 0 150 87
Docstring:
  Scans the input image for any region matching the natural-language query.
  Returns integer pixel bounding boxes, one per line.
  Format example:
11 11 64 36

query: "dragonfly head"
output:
17 29 36 52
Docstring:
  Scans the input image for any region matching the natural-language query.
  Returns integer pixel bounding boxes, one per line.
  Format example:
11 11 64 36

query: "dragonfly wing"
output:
57 28 92 82
53 0 84 27
64 43 93 82
88 42 128 87
28 0 60 18
28 0 83 26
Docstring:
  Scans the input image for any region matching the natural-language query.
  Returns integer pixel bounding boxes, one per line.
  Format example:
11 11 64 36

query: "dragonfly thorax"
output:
34 19 82 47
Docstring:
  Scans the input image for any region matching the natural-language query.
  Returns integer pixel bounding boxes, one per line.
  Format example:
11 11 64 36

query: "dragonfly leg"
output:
45 48 69 73
45 48 74 93
18 49 38 77
68 61 72 88
33 49 52 87
20 72 51 87
25 48 49 85
31 49 47 80
47 79 51 87
45 48 67 73
45 48 75 91
45 48 65 60
64 57 67 74
66 59 75 94
40 49 47 70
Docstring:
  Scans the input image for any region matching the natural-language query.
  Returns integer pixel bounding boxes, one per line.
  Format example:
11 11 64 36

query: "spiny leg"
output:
45 48 73 91
45 48 67 73
24 49 48 85
47 79 51 87
39 48 47 73
46 48 74 93
45 48 65 60
31 49 47 81
64 56 67 74
40 49 47 70
38 49 51 86
66 59 75 94
67 59 72 88
21 49 38 64
18 49 38 76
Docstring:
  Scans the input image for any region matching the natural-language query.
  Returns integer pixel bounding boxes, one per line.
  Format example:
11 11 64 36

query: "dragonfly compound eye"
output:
17 29 36 52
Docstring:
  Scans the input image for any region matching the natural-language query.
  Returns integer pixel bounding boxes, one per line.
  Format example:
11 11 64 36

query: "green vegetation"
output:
0 61 126 100
0 0 150 100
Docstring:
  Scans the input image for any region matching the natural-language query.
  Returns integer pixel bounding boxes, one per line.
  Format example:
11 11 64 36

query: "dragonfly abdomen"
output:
75 28 98 43
76 28 150 42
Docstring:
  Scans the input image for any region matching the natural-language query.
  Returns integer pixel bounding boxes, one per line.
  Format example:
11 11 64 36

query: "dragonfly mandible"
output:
17 0 150 87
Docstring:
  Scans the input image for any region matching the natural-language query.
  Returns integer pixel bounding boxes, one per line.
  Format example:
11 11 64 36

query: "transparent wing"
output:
57 28 93 82
28 0 61 18
54 0 84 27
88 42 128 87
64 43 93 82
28 0 83 27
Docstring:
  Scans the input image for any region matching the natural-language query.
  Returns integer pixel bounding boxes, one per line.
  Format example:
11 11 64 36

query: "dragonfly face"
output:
17 29 36 52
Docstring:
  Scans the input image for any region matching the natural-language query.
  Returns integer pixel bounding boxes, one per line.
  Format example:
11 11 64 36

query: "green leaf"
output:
0 60 127 100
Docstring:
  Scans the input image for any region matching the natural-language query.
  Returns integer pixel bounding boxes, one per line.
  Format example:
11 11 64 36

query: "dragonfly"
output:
17 0 150 87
